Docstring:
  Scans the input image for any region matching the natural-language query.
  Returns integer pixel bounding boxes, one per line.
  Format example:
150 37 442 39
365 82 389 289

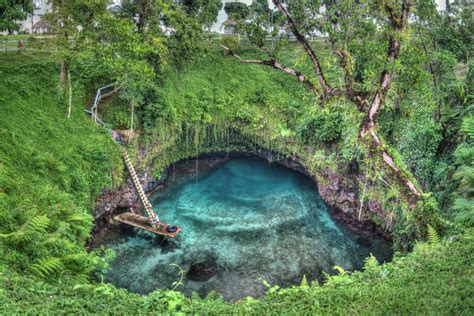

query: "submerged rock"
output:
186 261 219 282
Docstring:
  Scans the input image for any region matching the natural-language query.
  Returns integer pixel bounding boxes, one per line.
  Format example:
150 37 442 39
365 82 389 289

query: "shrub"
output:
220 36 239 52
296 110 343 144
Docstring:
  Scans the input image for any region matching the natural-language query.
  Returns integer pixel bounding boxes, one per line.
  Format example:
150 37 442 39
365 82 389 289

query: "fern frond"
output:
427 224 440 244
460 116 474 140
70 273 90 285
67 213 89 223
44 233 61 245
0 214 50 241
29 215 50 234
453 165 474 195
31 257 64 278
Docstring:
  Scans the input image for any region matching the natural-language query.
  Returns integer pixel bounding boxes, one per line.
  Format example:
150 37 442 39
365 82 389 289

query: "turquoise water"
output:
104 157 392 301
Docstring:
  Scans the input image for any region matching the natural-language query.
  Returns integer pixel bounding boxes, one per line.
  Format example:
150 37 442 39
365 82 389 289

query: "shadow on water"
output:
104 157 393 301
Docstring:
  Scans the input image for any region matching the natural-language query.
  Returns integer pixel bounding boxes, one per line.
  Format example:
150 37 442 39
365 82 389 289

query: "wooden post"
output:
67 71 72 118
128 102 134 143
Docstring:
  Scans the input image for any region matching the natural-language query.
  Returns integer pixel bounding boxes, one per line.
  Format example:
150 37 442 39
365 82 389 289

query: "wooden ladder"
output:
121 147 159 227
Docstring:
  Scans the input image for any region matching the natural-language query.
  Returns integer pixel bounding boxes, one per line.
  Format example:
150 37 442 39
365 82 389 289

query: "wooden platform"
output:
113 212 181 238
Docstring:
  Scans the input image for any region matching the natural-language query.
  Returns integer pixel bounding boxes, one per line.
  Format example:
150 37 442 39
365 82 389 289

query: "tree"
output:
250 0 270 16
46 0 108 117
180 0 221 28
116 0 205 67
224 2 250 20
118 0 162 33
0 0 34 33
222 0 424 206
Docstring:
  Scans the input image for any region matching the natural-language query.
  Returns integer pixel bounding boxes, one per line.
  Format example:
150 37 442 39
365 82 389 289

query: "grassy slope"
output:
0 54 120 275
0 53 472 314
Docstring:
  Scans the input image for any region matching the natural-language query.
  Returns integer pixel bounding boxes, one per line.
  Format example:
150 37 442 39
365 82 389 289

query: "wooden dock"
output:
114 212 181 238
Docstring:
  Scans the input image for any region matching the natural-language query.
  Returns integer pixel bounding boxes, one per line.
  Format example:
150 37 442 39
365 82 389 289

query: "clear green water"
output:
104 157 392 301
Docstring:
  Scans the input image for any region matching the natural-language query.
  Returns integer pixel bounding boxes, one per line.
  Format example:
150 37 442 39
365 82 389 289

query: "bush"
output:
220 36 239 52
296 110 343 144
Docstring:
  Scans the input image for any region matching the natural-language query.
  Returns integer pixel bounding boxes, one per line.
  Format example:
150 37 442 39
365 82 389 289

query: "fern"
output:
427 224 440 244
460 116 474 140
452 165 474 196
31 257 64 278
300 275 309 288
0 214 50 242
70 273 90 285
29 215 50 234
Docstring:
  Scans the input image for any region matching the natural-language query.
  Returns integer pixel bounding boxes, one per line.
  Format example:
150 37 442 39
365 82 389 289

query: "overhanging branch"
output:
220 44 316 91
272 0 334 96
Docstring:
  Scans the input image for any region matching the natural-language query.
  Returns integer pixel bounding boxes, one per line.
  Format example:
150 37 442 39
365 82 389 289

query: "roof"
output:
33 20 51 29
223 19 238 27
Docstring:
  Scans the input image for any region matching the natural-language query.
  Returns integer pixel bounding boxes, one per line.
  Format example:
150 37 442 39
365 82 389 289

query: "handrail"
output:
85 83 116 125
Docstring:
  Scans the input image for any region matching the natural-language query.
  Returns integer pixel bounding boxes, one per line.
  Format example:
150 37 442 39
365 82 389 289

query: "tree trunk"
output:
358 70 422 205
360 126 421 206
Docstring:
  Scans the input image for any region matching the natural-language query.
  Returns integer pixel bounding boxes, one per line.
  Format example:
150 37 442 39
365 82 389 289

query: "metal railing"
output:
1 38 58 54
84 83 116 125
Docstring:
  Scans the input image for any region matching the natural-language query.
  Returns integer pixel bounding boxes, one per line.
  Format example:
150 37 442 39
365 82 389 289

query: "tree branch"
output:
272 0 334 96
332 43 370 111
363 0 411 133
220 44 316 91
